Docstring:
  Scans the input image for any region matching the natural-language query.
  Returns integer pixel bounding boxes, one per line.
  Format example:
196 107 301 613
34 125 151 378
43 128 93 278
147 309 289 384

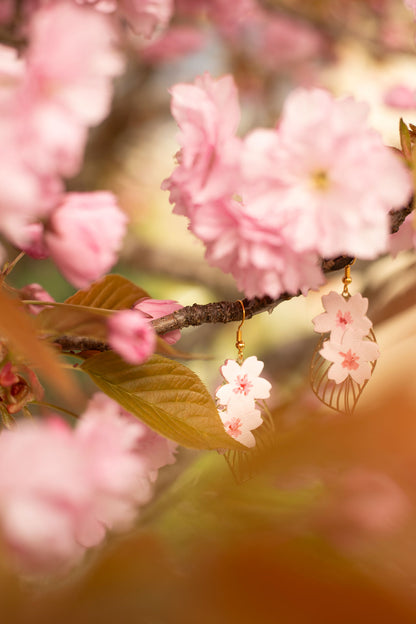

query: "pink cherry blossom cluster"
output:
0 393 176 576
175 0 325 72
107 297 183 364
312 292 380 385
215 356 271 448
0 2 128 287
163 73 412 299
73 0 174 37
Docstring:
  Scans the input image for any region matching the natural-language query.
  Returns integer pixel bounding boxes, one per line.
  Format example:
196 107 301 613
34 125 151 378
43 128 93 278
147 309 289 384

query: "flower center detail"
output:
339 349 360 370
311 169 330 191
224 417 242 438
336 309 353 328
233 374 253 396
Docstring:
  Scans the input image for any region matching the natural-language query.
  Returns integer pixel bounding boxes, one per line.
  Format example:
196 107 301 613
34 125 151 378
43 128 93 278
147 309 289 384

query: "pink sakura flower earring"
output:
215 301 272 449
310 259 379 415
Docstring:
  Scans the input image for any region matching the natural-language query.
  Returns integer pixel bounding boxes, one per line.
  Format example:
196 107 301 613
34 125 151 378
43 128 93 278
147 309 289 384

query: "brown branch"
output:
54 204 413 353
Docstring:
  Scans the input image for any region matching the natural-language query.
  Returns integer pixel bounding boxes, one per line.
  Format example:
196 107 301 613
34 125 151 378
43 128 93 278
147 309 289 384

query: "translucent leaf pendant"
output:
310 328 378 416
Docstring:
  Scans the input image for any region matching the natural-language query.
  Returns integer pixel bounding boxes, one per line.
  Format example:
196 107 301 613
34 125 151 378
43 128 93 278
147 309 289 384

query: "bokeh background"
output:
4 0 416 621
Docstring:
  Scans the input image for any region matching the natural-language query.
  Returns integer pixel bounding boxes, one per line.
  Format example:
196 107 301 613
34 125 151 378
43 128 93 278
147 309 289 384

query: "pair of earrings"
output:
216 260 379 449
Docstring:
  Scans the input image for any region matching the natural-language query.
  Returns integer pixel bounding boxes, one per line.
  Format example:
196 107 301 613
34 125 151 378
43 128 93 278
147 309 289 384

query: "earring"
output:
215 300 272 450
310 260 379 416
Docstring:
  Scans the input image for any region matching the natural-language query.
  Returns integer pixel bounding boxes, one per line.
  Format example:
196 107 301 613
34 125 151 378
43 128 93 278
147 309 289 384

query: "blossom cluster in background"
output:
313 292 380 385
163 73 413 299
0 393 176 576
0 2 129 286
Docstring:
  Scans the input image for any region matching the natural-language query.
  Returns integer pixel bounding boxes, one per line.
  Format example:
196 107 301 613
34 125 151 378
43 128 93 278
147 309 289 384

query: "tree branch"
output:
54 204 413 353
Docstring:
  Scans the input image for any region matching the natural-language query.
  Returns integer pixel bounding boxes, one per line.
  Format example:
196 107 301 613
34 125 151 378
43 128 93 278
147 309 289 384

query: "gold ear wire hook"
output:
235 300 245 364
342 258 356 298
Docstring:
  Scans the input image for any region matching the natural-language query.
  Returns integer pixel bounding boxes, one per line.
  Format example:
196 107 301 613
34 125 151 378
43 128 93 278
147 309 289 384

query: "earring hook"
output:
235 300 245 364
342 258 356 298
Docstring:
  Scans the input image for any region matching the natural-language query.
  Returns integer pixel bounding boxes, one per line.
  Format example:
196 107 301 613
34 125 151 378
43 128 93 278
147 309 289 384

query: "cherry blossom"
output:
164 76 412 299
242 88 412 261
76 395 156 532
81 393 177 485
320 329 380 385
0 3 124 249
404 0 416 17
134 297 183 344
217 399 263 448
384 84 416 109
389 212 415 256
216 356 271 407
0 418 93 575
0 393 177 576
161 72 242 219
191 197 325 298
74 0 173 36
312 291 373 342
18 282 55 315
107 309 156 364
44 192 128 288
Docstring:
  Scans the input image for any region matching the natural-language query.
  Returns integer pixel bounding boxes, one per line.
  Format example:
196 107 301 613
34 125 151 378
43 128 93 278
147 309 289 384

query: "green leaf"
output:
80 351 244 451
35 275 149 341
400 117 412 162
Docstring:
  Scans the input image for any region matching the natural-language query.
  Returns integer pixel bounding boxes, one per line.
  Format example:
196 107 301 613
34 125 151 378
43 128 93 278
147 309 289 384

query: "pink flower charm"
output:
107 309 156 365
312 292 372 342
217 399 263 449
216 355 271 407
320 329 380 385
216 356 271 448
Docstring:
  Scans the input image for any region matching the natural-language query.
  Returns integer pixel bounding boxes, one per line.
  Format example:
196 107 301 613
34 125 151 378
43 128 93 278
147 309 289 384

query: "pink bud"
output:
108 309 156 365
134 297 183 344
44 192 128 288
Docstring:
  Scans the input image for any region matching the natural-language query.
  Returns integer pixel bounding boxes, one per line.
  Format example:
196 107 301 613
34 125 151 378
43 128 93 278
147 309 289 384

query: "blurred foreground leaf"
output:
0 288 76 400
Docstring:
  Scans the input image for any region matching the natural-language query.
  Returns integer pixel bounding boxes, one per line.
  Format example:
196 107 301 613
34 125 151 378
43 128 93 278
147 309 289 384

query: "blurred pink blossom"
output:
0 394 177 576
18 282 55 315
139 25 206 64
384 84 416 109
389 213 415 255
75 0 173 36
0 1 13 24
319 468 411 548
0 3 124 248
312 291 372 342
76 394 155 532
404 0 416 17
44 192 128 288
134 297 183 344
82 393 177 484
108 309 156 364
0 418 93 575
